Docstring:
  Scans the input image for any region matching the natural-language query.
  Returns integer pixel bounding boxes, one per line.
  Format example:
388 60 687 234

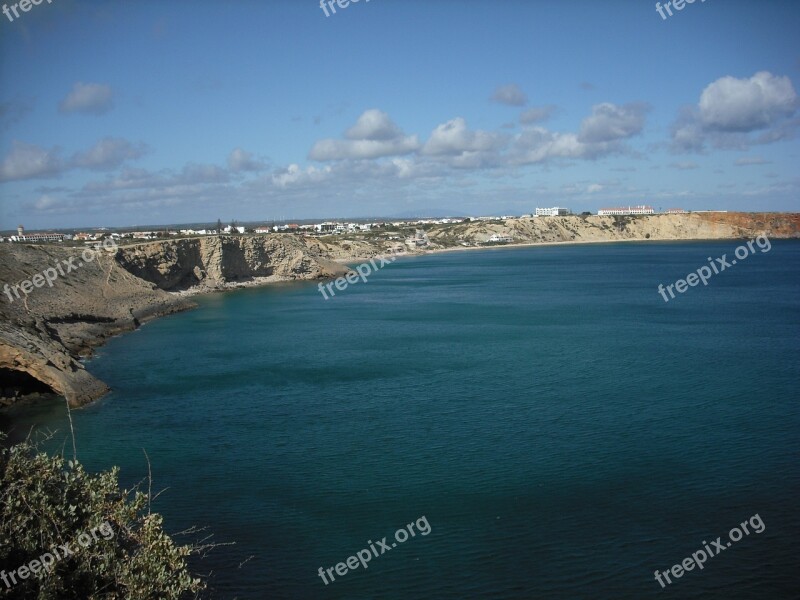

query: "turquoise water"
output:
6 241 800 599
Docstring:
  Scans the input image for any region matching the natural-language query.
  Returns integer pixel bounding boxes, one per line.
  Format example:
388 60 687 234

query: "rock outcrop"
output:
0 236 348 408
116 235 349 291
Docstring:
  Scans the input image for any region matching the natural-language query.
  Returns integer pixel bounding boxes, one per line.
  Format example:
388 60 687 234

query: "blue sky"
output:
1 0 799 229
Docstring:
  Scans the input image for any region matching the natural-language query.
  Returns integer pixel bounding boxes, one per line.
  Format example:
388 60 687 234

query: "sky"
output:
0 0 799 230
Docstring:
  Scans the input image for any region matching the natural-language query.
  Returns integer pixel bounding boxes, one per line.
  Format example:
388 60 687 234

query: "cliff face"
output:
0 236 348 408
427 213 800 246
116 235 348 291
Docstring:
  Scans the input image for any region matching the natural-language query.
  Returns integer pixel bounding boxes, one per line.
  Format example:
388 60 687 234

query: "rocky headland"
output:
0 235 348 408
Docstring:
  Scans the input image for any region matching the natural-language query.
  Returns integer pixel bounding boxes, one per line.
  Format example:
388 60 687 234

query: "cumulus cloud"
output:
71 137 148 170
228 148 267 172
509 128 586 164
520 105 556 124
271 163 332 188
344 109 403 141
59 82 115 115
491 84 528 106
672 71 798 152
309 109 420 160
422 117 504 164
0 141 63 181
698 72 797 132
0 137 147 181
578 102 649 143
507 102 647 165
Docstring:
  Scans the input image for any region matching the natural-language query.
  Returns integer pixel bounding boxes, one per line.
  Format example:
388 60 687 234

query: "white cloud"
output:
672 71 798 152
82 163 228 195
271 163 331 187
228 148 267 172
31 194 60 211
71 137 148 170
578 102 649 143
509 102 646 166
309 109 420 161
509 128 586 164
59 82 115 115
520 105 556 124
0 141 63 181
345 109 403 141
699 71 797 132
491 84 528 107
422 118 503 157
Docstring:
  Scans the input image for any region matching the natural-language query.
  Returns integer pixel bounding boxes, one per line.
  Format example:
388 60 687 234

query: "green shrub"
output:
0 436 205 599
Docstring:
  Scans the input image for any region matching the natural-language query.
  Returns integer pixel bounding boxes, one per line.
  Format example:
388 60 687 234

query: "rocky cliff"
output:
425 212 800 246
0 235 348 408
116 235 349 291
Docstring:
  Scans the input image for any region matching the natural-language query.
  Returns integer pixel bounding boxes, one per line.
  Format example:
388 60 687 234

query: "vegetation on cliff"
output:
0 435 206 599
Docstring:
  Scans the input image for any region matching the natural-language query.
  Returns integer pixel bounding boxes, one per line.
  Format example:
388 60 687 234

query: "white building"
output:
10 225 65 243
535 207 571 217
598 205 655 216
314 222 337 232
488 234 513 243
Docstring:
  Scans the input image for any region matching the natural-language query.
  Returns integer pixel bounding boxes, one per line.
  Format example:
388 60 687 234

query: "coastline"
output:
339 235 746 265
168 273 312 299
2 212 799 411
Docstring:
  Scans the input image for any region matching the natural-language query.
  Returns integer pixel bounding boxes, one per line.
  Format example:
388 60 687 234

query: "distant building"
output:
665 208 687 214
314 222 337 232
10 225 65 243
488 234 513 243
405 229 429 247
598 205 655 216
535 207 571 217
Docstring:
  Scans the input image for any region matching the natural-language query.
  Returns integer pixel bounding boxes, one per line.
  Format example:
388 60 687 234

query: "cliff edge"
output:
0 235 348 408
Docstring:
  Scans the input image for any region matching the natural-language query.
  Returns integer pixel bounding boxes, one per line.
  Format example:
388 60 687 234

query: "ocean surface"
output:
6 241 800 599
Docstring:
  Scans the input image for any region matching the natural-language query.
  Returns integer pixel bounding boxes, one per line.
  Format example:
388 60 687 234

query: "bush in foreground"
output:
0 436 205 599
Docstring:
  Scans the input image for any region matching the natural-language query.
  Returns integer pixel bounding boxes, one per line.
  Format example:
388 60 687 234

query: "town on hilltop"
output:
4 205 724 246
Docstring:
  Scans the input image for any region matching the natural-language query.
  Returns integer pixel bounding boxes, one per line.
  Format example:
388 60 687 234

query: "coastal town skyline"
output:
4 204 700 238
2 1 799 229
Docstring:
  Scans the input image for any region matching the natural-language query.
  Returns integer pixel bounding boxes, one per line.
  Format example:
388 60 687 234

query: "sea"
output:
5 240 800 600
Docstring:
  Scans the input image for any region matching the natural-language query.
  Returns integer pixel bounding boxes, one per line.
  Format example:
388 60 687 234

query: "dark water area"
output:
6 241 800 599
